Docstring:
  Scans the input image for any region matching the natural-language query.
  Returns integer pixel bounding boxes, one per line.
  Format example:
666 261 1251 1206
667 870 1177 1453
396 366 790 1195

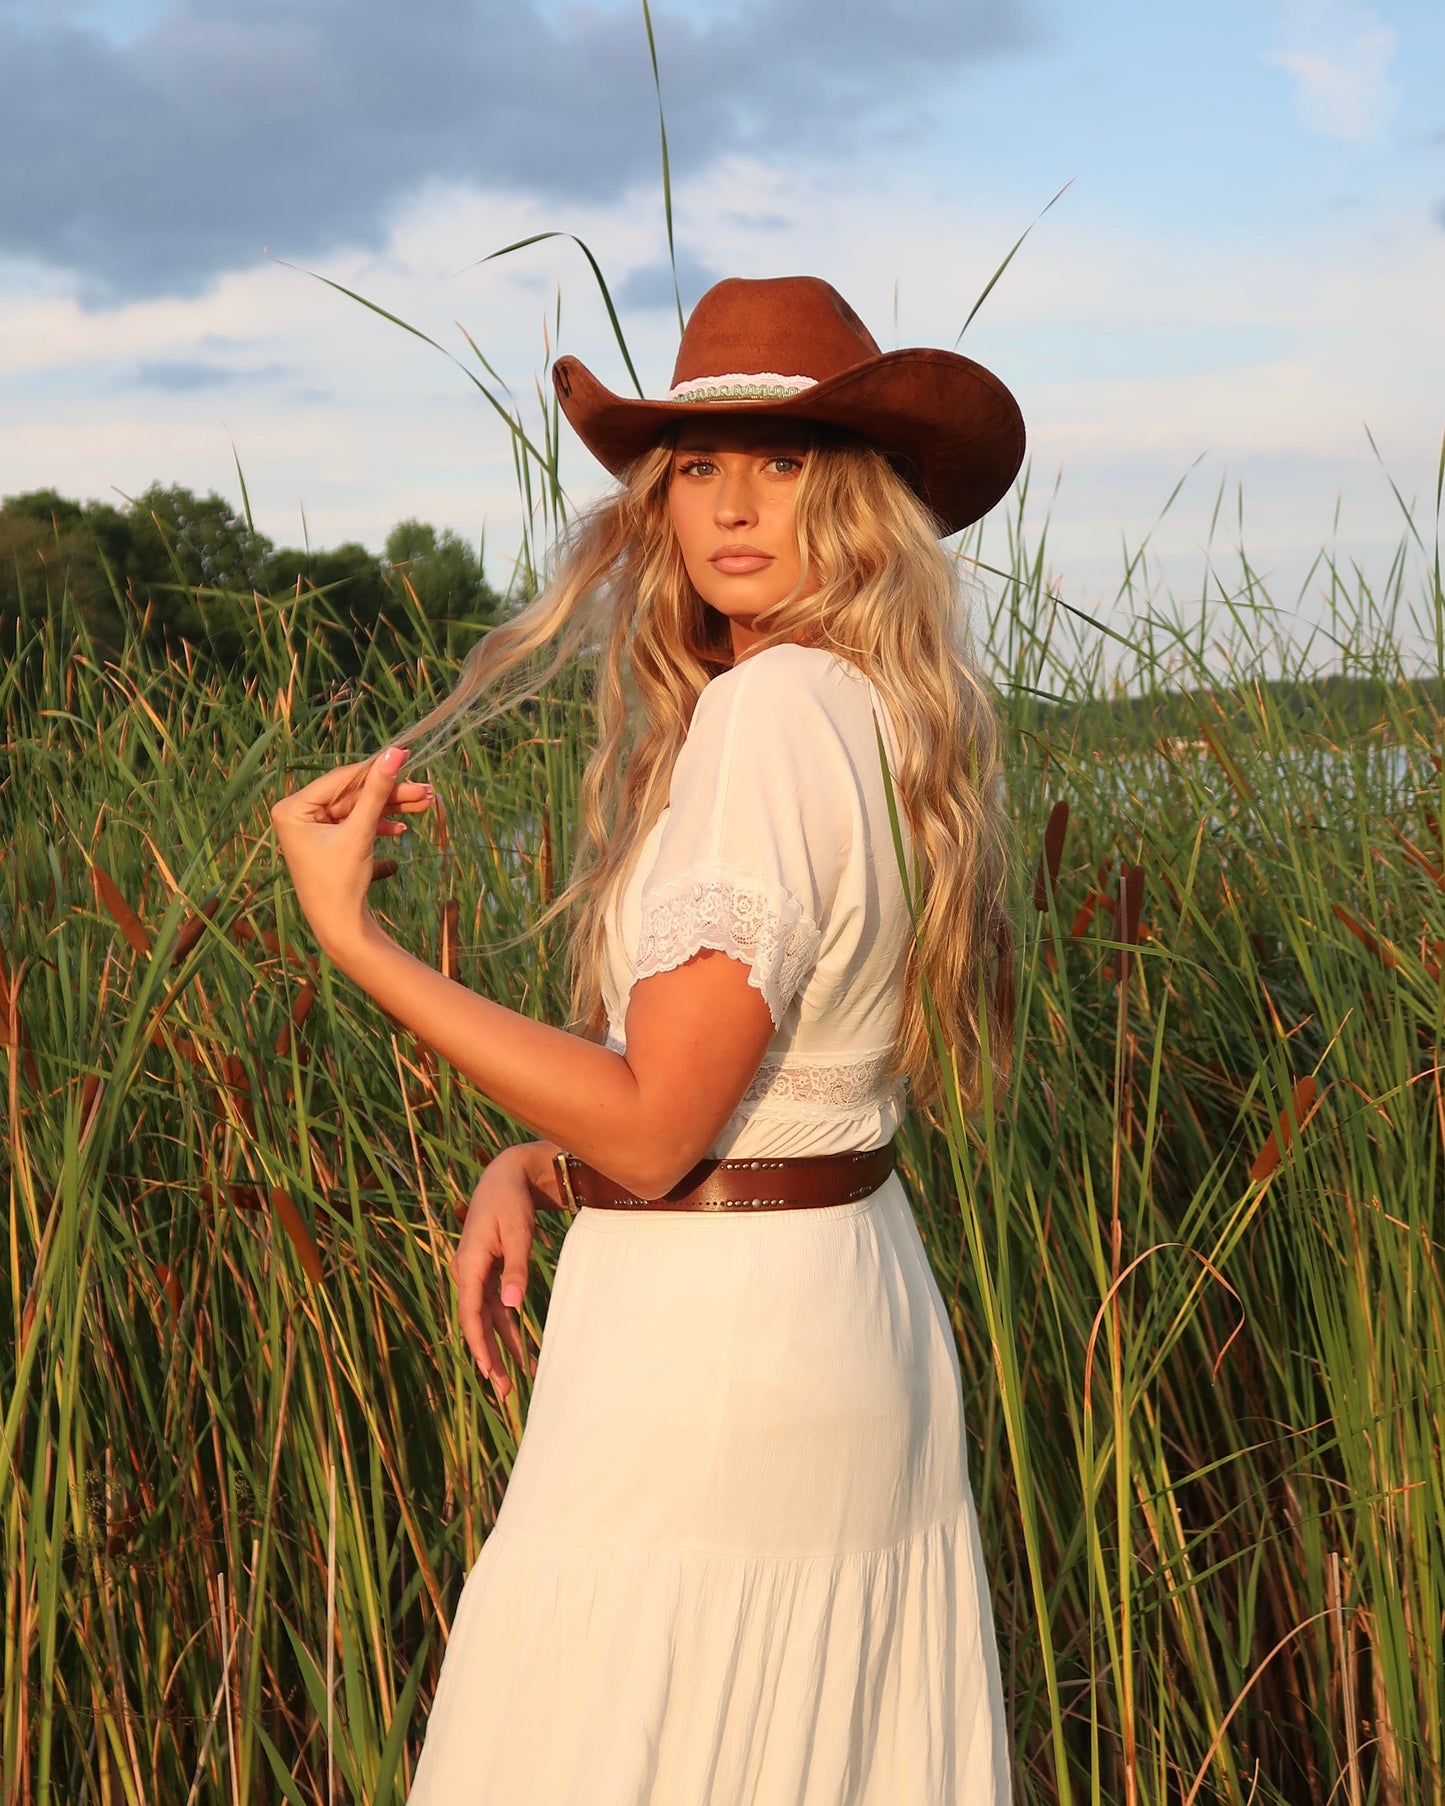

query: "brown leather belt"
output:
554 1138 897 1212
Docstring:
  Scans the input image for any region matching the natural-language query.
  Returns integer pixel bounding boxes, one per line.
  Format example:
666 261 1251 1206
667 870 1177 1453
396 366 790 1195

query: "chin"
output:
702 590 785 621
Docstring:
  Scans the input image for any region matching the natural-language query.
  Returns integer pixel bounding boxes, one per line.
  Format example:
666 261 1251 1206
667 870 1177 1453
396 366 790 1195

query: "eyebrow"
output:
673 438 808 453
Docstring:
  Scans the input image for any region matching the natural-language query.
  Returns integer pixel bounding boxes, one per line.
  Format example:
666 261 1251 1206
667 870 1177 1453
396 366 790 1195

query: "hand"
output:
269 745 434 962
452 1143 559 1400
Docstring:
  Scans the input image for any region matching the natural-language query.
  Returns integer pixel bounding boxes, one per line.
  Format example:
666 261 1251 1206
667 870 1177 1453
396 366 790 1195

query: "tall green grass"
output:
901 457 1445 1806
3 328 1444 1802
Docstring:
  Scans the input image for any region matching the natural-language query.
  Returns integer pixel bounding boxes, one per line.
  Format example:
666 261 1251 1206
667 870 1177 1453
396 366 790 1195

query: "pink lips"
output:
709 545 774 574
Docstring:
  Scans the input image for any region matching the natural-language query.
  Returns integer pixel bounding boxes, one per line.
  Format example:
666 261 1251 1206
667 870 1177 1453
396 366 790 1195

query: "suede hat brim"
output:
551 345 1026 537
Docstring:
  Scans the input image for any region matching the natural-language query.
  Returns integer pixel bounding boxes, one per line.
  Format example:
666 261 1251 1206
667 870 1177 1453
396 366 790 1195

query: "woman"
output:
270 274 1024 1804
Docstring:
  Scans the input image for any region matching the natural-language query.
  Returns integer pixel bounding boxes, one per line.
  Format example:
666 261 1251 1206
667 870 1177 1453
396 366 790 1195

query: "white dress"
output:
407 644 1011 1804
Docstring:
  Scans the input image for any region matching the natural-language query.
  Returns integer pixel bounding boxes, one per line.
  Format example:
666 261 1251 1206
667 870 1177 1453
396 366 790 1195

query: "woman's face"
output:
666 415 817 660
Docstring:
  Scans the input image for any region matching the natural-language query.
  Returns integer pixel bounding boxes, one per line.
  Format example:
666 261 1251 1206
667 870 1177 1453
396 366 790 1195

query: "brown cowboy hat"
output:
551 274 1025 536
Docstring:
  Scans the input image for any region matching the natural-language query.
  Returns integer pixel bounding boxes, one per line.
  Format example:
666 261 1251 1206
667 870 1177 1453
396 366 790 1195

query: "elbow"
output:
614 1137 706 1202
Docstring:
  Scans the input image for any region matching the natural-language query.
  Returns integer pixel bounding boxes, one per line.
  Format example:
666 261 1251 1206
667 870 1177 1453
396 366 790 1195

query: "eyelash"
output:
677 456 803 477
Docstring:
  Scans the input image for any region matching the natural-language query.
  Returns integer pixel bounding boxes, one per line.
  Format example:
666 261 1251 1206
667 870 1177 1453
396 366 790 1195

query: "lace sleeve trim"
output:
632 862 822 1029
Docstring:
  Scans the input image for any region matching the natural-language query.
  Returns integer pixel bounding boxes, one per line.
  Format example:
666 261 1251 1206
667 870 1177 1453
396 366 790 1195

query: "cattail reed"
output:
2 324 1440 1806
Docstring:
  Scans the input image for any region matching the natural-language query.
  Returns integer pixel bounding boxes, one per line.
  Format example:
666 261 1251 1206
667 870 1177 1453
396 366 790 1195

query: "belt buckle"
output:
553 1149 580 1211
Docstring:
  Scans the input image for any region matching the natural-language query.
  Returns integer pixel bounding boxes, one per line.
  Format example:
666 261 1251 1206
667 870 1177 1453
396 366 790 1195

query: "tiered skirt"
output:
407 1172 1010 1805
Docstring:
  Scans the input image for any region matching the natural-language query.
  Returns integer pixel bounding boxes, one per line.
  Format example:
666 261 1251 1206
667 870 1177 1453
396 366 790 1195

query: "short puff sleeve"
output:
630 652 858 1029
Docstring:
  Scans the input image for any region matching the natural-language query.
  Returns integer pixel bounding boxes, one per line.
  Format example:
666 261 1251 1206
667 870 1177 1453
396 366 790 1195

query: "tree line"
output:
1 483 510 674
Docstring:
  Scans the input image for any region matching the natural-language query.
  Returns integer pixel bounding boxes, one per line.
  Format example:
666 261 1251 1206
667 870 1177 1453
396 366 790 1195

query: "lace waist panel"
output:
604 1029 904 1146
739 1047 903 1120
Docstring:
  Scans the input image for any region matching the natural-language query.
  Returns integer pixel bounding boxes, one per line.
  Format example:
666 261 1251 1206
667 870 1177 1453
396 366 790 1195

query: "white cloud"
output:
1265 1 1397 142
0 0 1035 301
2 158 1441 647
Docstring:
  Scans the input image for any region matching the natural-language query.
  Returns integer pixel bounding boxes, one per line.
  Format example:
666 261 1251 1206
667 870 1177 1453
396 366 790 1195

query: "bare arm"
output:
267 707 816 1196
333 921 775 1197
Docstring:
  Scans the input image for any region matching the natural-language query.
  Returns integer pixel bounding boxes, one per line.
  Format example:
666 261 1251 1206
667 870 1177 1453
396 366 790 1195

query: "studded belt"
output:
553 1138 897 1212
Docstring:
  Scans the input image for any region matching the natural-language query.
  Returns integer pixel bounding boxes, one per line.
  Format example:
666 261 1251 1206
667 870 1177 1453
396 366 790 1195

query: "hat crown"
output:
669 276 883 390
550 271 1026 536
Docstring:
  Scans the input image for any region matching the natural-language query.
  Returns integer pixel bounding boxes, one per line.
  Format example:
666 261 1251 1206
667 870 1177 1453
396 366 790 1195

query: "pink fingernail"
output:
380 746 405 774
501 1282 523 1309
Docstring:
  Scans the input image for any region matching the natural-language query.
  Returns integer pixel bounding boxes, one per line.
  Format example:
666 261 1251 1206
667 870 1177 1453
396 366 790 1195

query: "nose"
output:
713 465 758 530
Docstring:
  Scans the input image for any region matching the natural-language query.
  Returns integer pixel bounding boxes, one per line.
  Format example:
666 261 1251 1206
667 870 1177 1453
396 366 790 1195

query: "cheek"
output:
667 484 707 574
764 490 803 568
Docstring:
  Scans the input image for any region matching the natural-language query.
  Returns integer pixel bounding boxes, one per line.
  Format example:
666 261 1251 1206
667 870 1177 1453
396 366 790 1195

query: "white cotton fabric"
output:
406 646 1011 1805
601 644 915 1158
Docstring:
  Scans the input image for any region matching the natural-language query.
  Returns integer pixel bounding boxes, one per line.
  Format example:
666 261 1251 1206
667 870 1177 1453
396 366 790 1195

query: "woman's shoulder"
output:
695 643 876 736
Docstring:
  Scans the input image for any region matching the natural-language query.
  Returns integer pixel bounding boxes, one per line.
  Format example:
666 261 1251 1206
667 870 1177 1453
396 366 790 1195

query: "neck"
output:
729 617 768 661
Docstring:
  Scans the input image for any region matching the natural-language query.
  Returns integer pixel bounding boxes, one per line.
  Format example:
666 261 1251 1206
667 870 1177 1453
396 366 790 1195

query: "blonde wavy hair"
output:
397 426 1016 1114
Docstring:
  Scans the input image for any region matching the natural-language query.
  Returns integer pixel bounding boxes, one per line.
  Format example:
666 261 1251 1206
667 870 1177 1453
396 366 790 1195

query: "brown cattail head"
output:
0 940 37 1087
172 892 220 964
270 1188 324 1285
92 865 152 957
1032 800 1070 912
540 809 555 905
1250 1075 1320 1182
1069 891 1100 939
1393 828 1445 891
1111 864 1146 984
1331 904 1399 970
441 899 460 982
275 979 318 1057
218 1052 256 1135
153 1261 182 1317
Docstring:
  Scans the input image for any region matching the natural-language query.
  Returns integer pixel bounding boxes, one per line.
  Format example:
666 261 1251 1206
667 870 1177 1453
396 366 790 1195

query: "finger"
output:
472 1291 507 1383
455 1245 499 1375
376 784 434 820
271 758 373 819
307 748 409 846
456 1270 489 1374
478 1308 506 1389
487 1212 533 1388
473 1300 509 1394
476 1254 514 1379
377 798 435 829
292 749 414 825
349 748 412 839
491 1290 526 1369
499 1211 533 1316
484 1299 518 1397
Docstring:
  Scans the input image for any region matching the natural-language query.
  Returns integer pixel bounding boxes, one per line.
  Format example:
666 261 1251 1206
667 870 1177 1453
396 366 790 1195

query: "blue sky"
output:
3 0 1443 646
